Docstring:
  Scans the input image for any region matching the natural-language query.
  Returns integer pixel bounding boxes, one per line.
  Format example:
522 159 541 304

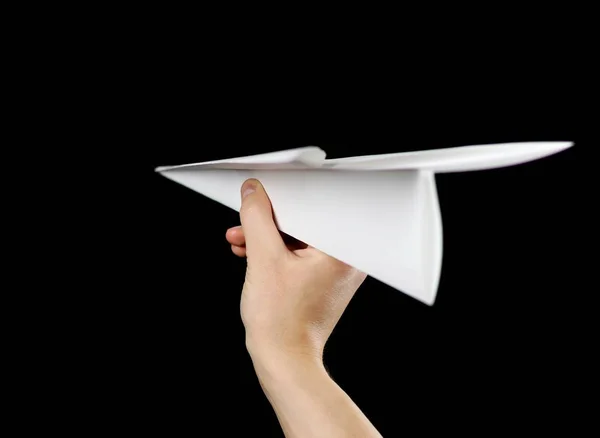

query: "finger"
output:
226 226 246 247
239 179 287 261
227 225 306 250
231 244 247 258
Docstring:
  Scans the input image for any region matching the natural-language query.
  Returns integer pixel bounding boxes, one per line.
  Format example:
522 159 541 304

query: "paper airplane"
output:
156 141 573 305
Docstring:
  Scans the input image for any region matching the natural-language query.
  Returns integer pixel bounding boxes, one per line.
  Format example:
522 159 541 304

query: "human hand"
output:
227 179 381 437
226 178 366 362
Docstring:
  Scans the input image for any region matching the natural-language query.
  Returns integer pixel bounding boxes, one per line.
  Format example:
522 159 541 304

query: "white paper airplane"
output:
156 141 573 305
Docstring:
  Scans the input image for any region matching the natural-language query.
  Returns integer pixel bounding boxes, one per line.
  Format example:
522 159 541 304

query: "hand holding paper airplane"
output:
156 141 573 305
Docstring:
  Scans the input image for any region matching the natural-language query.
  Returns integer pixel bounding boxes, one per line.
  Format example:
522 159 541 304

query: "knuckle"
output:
323 255 353 273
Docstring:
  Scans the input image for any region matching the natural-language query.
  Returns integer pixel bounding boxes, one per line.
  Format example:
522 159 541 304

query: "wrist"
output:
245 328 325 367
247 338 328 389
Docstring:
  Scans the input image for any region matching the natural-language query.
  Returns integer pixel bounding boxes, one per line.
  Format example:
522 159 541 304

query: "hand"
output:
226 179 381 438
226 178 366 361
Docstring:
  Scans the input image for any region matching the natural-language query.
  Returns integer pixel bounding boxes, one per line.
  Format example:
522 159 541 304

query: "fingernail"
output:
242 180 257 199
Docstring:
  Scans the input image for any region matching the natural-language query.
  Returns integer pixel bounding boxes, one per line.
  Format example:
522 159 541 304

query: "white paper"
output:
156 141 573 305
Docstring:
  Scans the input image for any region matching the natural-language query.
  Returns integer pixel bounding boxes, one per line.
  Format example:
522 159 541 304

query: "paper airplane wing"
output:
156 141 573 305
156 146 326 171
323 141 573 172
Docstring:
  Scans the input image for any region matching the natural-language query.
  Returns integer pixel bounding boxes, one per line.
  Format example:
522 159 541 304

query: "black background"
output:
12 10 594 435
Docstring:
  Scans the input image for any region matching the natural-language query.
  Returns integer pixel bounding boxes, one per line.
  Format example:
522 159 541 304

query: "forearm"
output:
249 346 382 438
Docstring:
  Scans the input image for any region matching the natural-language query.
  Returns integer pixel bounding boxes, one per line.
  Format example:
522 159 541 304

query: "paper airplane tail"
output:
159 168 443 305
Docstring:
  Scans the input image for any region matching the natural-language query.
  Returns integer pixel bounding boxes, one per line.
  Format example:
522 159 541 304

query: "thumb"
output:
239 178 286 261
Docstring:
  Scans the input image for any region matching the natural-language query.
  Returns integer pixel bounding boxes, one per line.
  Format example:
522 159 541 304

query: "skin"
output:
226 178 382 438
